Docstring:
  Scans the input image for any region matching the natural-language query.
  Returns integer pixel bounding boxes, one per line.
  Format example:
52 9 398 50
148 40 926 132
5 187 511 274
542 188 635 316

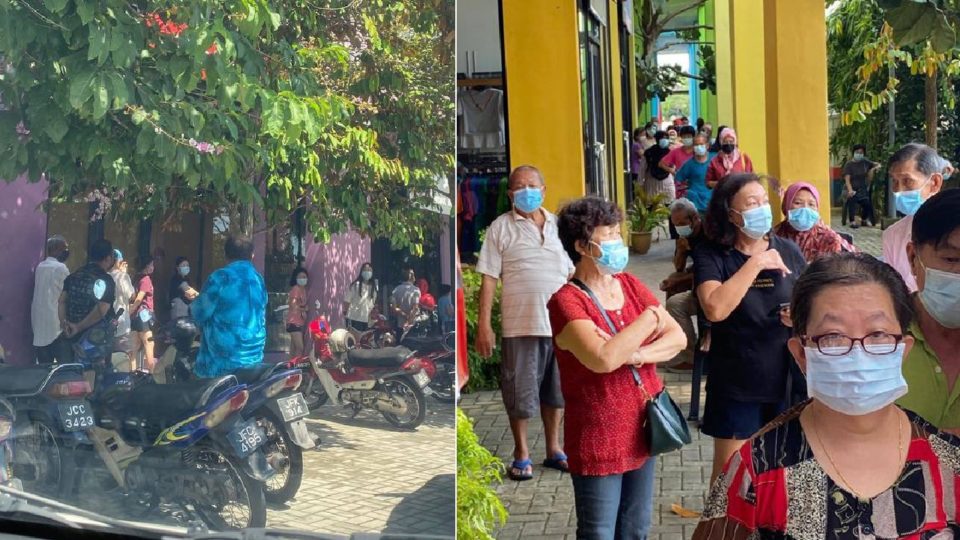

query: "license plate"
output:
277 393 309 422
227 419 265 458
58 401 95 432
413 370 430 388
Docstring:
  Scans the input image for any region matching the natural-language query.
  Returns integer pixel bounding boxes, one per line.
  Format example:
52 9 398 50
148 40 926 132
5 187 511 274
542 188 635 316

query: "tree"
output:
0 0 453 253
634 0 715 107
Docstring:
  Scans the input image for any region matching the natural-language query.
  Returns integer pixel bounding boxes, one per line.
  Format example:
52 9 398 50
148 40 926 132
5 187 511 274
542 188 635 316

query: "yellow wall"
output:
762 0 831 224
501 1 585 214
609 0 627 212
713 0 733 125
729 0 767 175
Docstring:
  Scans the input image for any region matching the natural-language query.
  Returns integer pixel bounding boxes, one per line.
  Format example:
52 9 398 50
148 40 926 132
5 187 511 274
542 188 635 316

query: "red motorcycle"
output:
290 316 437 429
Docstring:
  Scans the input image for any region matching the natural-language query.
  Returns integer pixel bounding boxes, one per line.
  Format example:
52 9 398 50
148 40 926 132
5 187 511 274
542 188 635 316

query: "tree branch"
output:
660 0 709 29
664 25 714 33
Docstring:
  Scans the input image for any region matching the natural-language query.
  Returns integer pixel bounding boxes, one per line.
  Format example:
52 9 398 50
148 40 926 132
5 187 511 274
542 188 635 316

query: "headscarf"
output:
719 127 742 172
781 181 821 216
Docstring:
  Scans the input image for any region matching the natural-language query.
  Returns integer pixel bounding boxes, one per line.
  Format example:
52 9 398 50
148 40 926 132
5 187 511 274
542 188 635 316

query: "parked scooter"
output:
153 318 314 504
304 316 433 429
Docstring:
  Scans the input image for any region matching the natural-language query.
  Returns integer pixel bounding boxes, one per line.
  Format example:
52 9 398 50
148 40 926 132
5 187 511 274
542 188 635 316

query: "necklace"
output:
810 404 903 502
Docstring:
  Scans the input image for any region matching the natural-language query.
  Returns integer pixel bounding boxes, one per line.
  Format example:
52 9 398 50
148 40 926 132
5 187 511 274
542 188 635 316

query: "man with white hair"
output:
661 198 705 372
31 235 71 364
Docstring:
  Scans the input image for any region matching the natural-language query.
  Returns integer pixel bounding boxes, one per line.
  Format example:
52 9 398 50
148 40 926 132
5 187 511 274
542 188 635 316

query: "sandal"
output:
507 458 534 481
543 452 569 473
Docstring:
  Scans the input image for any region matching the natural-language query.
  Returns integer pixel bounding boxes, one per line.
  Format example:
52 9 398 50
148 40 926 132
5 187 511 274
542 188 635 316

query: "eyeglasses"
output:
801 332 903 356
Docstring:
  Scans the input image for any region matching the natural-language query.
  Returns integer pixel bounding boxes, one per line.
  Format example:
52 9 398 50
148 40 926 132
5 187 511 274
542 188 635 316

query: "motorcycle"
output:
154 318 315 505
304 316 433 429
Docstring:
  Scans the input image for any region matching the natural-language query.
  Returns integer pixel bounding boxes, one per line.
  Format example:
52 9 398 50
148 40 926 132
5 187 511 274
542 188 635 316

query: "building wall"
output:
301 232 371 331
0 177 49 364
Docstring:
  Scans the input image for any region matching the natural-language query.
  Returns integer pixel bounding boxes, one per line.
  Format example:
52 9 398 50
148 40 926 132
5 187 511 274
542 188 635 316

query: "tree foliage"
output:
0 0 454 253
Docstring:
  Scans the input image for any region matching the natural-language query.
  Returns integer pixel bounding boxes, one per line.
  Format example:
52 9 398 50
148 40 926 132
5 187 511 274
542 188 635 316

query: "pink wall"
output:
0 176 49 364
303 231 371 329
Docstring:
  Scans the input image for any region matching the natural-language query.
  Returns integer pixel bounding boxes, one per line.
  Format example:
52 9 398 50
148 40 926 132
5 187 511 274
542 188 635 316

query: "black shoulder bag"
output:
571 279 691 456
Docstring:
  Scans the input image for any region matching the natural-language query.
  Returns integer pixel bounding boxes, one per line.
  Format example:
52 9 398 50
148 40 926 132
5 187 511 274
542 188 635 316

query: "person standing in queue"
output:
705 128 754 189
693 173 807 485
31 235 72 364
130 256 157 372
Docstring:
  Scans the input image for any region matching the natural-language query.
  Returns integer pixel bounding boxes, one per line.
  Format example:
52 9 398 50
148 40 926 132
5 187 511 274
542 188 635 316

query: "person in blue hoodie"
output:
191 235 267 377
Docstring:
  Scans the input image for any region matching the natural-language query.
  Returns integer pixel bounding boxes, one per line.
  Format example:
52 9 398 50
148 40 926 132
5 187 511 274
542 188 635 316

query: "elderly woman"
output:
706 127 753 189
773 182 857 262
643 130 676 200
548 196 686 540
693 173 808 486
693 252 960 539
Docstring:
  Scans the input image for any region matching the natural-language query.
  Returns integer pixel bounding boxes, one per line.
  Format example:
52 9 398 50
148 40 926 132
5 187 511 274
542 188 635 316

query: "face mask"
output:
297 277 308 287
694 145 707 156
734 204 772 240
682 137 694 147
646 128 656 136
919 262 960 328
853 152 864 161
676 225 694 238
513 187 544 214
893 181 928 216
589 239 629 275
721 143 736 154
805 344 908 416
787 207 820 232
658 139 670 149
56 249 70 263
361 271 373 281
178 265 190 276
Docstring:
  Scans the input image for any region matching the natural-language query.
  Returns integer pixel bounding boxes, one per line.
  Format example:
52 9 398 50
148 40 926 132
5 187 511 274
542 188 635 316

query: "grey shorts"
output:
500 336 564 419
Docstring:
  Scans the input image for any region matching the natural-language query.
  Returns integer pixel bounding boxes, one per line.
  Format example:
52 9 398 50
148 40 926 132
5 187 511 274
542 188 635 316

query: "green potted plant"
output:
627 189 671 255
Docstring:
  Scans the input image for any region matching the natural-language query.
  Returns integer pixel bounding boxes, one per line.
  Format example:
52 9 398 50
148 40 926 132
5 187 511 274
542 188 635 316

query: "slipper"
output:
507 458 534 481
543 452 569 473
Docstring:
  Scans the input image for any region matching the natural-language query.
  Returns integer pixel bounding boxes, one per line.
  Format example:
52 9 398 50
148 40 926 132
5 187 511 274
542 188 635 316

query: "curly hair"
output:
557 196 623 265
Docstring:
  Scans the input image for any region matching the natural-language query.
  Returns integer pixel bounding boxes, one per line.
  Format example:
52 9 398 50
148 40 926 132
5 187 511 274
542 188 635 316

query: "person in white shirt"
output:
31 235 71 364
475 165 575 481
390 269 421 329
343 262 379 331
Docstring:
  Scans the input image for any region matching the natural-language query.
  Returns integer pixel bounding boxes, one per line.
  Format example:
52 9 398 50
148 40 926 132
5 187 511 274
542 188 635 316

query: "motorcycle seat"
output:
231 363 286 385
347 347 413 368
110 376 237 428
400 335 445 353
0 365 67 395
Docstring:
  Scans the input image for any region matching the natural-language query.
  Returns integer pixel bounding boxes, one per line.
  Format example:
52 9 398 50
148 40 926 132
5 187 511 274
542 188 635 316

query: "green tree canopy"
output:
0 0 453 253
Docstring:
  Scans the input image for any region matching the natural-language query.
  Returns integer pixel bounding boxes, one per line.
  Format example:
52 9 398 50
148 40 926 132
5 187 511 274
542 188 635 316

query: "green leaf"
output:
68 69 97 110
92 78 109 119
44 114 69 143
131 108 147 125
42 0 68 13
76 1 95 24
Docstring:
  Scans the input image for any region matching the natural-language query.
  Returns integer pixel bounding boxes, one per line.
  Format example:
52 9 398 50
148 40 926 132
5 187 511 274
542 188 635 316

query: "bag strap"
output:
570 279 650 397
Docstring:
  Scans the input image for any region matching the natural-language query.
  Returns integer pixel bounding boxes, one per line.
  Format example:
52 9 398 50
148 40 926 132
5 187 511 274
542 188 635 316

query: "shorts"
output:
286 323 304 333
500 336 564 419
131 311 155 332
701 392 786 440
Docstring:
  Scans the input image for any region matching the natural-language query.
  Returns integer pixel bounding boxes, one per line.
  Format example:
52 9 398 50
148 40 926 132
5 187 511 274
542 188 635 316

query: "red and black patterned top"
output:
546 273 664 477
694 402 960 539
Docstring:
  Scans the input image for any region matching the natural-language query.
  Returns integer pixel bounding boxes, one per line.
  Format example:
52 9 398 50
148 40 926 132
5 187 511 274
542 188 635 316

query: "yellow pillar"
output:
729 0 767 175
609 0 627 212
762 0 831 224
501 1 585 214
713 0 733 125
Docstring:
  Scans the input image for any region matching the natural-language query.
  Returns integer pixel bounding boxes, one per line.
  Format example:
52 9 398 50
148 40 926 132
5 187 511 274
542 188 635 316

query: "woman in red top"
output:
287 268 310 357
548 196 686 540
706 127 753 189
130 256 156 372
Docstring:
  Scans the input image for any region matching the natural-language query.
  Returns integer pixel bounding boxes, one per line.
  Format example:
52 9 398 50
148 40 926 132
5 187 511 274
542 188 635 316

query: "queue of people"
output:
475 138 960 539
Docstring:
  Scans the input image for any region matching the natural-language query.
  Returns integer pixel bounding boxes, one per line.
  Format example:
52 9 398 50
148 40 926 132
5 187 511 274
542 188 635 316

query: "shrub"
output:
456 407 507 539
462 267 502 392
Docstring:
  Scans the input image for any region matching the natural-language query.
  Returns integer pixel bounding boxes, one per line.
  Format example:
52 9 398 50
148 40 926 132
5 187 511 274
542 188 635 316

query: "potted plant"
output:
627 190 671 255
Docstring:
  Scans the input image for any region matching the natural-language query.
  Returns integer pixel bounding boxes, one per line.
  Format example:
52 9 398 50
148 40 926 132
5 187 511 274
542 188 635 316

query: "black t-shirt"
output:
644 145 671 180
842 159 878 191
692 236 807 402
63 263 116 324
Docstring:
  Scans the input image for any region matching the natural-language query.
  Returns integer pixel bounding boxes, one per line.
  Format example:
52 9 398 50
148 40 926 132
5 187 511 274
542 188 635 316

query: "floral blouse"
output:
694 403 960 539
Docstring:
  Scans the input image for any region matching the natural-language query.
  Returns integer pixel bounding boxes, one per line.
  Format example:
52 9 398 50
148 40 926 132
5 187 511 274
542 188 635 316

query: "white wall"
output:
456 0 502 75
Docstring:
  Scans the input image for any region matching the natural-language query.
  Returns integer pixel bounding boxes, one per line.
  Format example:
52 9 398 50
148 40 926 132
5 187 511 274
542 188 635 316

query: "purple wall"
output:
303 232 371 329
0 176 49 364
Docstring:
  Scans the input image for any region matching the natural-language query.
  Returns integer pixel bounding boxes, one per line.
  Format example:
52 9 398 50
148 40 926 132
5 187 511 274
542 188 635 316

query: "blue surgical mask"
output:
734 204 772 240
853 152 864 161
693 145 707 156
787 207 820 232
681 137 694 147
513 187 544 214
590 239 629 275
676 225 694 238
658 139 670 149
805 344 908 416
297 277 308 287
894 179 930 216
919 262 960 328
361 270 373 281
178 265 190 276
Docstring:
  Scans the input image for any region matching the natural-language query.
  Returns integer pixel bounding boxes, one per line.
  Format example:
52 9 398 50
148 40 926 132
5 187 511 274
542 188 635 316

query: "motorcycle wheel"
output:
14 417 65 496
429 360 456 404
380 376 427 430
193 444 267 529
257 410 303 504
302 377 328 411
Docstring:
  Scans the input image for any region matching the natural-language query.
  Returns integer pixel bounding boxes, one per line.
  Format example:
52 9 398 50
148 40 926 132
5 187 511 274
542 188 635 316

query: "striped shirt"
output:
476 209 574 338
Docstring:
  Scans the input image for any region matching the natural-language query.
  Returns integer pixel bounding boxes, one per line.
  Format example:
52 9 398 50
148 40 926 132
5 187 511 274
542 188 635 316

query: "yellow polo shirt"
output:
898 322 960 429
